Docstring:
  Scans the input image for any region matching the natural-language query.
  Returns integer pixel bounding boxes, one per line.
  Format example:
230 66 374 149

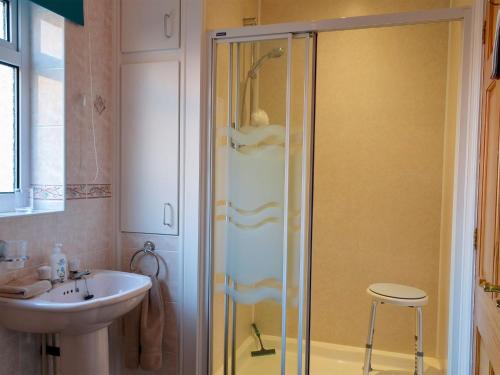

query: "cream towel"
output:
123 304 141 369
0 279 51 299
140 277 165 371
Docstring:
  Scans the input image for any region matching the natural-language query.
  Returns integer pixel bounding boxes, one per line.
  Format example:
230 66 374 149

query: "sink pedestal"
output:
60 328 109 375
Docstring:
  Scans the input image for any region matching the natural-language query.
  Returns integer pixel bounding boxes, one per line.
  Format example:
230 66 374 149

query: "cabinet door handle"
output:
163 203 174 227
164 13 172 38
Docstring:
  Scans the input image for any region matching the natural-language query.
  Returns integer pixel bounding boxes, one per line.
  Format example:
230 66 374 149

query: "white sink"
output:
0 269 151 334
0 270 152 375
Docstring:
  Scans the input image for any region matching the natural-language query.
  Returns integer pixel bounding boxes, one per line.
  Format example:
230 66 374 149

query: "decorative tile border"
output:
32 185 64 200
32 184 112 200
66 184 87 199
87 184 112 199
66 184 112 200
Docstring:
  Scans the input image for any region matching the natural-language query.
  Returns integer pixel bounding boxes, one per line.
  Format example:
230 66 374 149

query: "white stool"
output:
363 283 428 375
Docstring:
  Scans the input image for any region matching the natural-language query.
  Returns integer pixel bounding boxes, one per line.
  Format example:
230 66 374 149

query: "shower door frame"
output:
204 6 481 375
207 32 316 375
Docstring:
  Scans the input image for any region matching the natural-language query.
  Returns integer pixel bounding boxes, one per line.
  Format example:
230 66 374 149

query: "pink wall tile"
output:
0 0 115 372
1 0 183 373
117 232 181 373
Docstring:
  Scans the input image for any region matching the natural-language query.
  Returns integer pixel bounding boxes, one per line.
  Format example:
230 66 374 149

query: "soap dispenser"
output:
50 243 67 283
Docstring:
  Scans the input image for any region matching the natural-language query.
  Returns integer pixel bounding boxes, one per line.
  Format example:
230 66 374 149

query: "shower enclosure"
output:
206 8 473 375
209 34 315 375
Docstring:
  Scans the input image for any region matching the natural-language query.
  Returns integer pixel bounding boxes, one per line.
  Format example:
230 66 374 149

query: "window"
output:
0 0 24 213
0 2 65 215
0 63 17 193
0 0 9 41
0 0 19 210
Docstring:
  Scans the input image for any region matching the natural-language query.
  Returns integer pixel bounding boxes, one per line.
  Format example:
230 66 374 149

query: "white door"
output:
121 61 179 235
121 0 180 52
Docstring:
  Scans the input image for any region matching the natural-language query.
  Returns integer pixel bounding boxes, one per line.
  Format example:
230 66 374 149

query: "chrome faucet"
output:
69 269 91 280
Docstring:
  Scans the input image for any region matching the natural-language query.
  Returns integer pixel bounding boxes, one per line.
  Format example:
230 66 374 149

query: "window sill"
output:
0 208 64 220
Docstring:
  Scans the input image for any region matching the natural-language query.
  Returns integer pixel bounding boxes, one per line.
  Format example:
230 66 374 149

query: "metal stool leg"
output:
414 307 424 375
363 301 378 375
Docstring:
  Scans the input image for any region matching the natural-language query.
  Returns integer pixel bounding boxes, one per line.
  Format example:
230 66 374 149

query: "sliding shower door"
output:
209 34 315 375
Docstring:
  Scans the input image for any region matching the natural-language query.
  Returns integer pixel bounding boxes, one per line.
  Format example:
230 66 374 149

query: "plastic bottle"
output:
50 243 67 282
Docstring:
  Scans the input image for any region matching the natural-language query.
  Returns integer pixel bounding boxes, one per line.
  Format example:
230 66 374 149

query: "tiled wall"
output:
0 0 115 373
252 6 451 356
111 233 180 375
304 23 448 356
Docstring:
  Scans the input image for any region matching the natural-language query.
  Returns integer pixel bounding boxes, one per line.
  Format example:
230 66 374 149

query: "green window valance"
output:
29 0 84 26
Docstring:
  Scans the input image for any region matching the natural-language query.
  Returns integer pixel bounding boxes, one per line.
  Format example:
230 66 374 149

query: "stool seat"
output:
367 283 428 307
363 283 428 375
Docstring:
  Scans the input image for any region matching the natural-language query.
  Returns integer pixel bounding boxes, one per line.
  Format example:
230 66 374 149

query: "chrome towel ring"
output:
129 241 161 278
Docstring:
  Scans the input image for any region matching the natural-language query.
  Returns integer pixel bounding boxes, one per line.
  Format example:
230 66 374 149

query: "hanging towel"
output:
0 279 51 299
140 277 165 371
123 304 141 369
492 10 500 79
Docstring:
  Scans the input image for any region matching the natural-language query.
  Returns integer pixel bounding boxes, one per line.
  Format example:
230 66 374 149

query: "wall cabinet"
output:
121 0 180 53
120 61 179 235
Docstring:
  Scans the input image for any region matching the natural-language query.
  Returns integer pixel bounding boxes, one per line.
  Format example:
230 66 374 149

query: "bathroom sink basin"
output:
0 270 151 334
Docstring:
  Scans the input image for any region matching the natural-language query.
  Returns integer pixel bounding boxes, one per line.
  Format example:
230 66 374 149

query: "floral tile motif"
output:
66 184 112 200
87 184 112 199
32 185 64 200
66 184 87 199
31 184 112 200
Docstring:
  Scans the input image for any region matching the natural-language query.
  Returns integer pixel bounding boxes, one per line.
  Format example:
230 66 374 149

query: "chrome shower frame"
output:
204 7 477 375
208 31 316 375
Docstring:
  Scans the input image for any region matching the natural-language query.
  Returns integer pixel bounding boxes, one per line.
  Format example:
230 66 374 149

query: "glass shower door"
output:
210 34 315 375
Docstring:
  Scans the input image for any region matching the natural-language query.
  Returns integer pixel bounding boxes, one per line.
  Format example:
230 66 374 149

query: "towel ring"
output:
129 241 161 278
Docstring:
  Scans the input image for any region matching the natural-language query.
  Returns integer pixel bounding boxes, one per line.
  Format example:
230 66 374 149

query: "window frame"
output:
0 0 17 49
0 0 30 213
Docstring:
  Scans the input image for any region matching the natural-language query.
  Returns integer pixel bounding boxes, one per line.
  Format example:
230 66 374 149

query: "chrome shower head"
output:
247 47 284 78
268 47 285 58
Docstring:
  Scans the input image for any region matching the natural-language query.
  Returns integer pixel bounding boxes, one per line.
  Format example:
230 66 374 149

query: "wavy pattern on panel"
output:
215 215 280 229
217 284 282 305
224 125 285 147
216 140 302 157
215 202 299 217
215 283 299 306
214 201 300 232
231 144 285 158
237 142 285 152
216 207 282 226
215 200 280 216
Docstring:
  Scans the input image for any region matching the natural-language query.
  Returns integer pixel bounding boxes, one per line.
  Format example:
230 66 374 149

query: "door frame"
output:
200 5 482 375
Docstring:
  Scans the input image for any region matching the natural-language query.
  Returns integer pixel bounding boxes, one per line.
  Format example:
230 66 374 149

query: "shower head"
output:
247 47 284 79
268 47 285 58
239 46 285 126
